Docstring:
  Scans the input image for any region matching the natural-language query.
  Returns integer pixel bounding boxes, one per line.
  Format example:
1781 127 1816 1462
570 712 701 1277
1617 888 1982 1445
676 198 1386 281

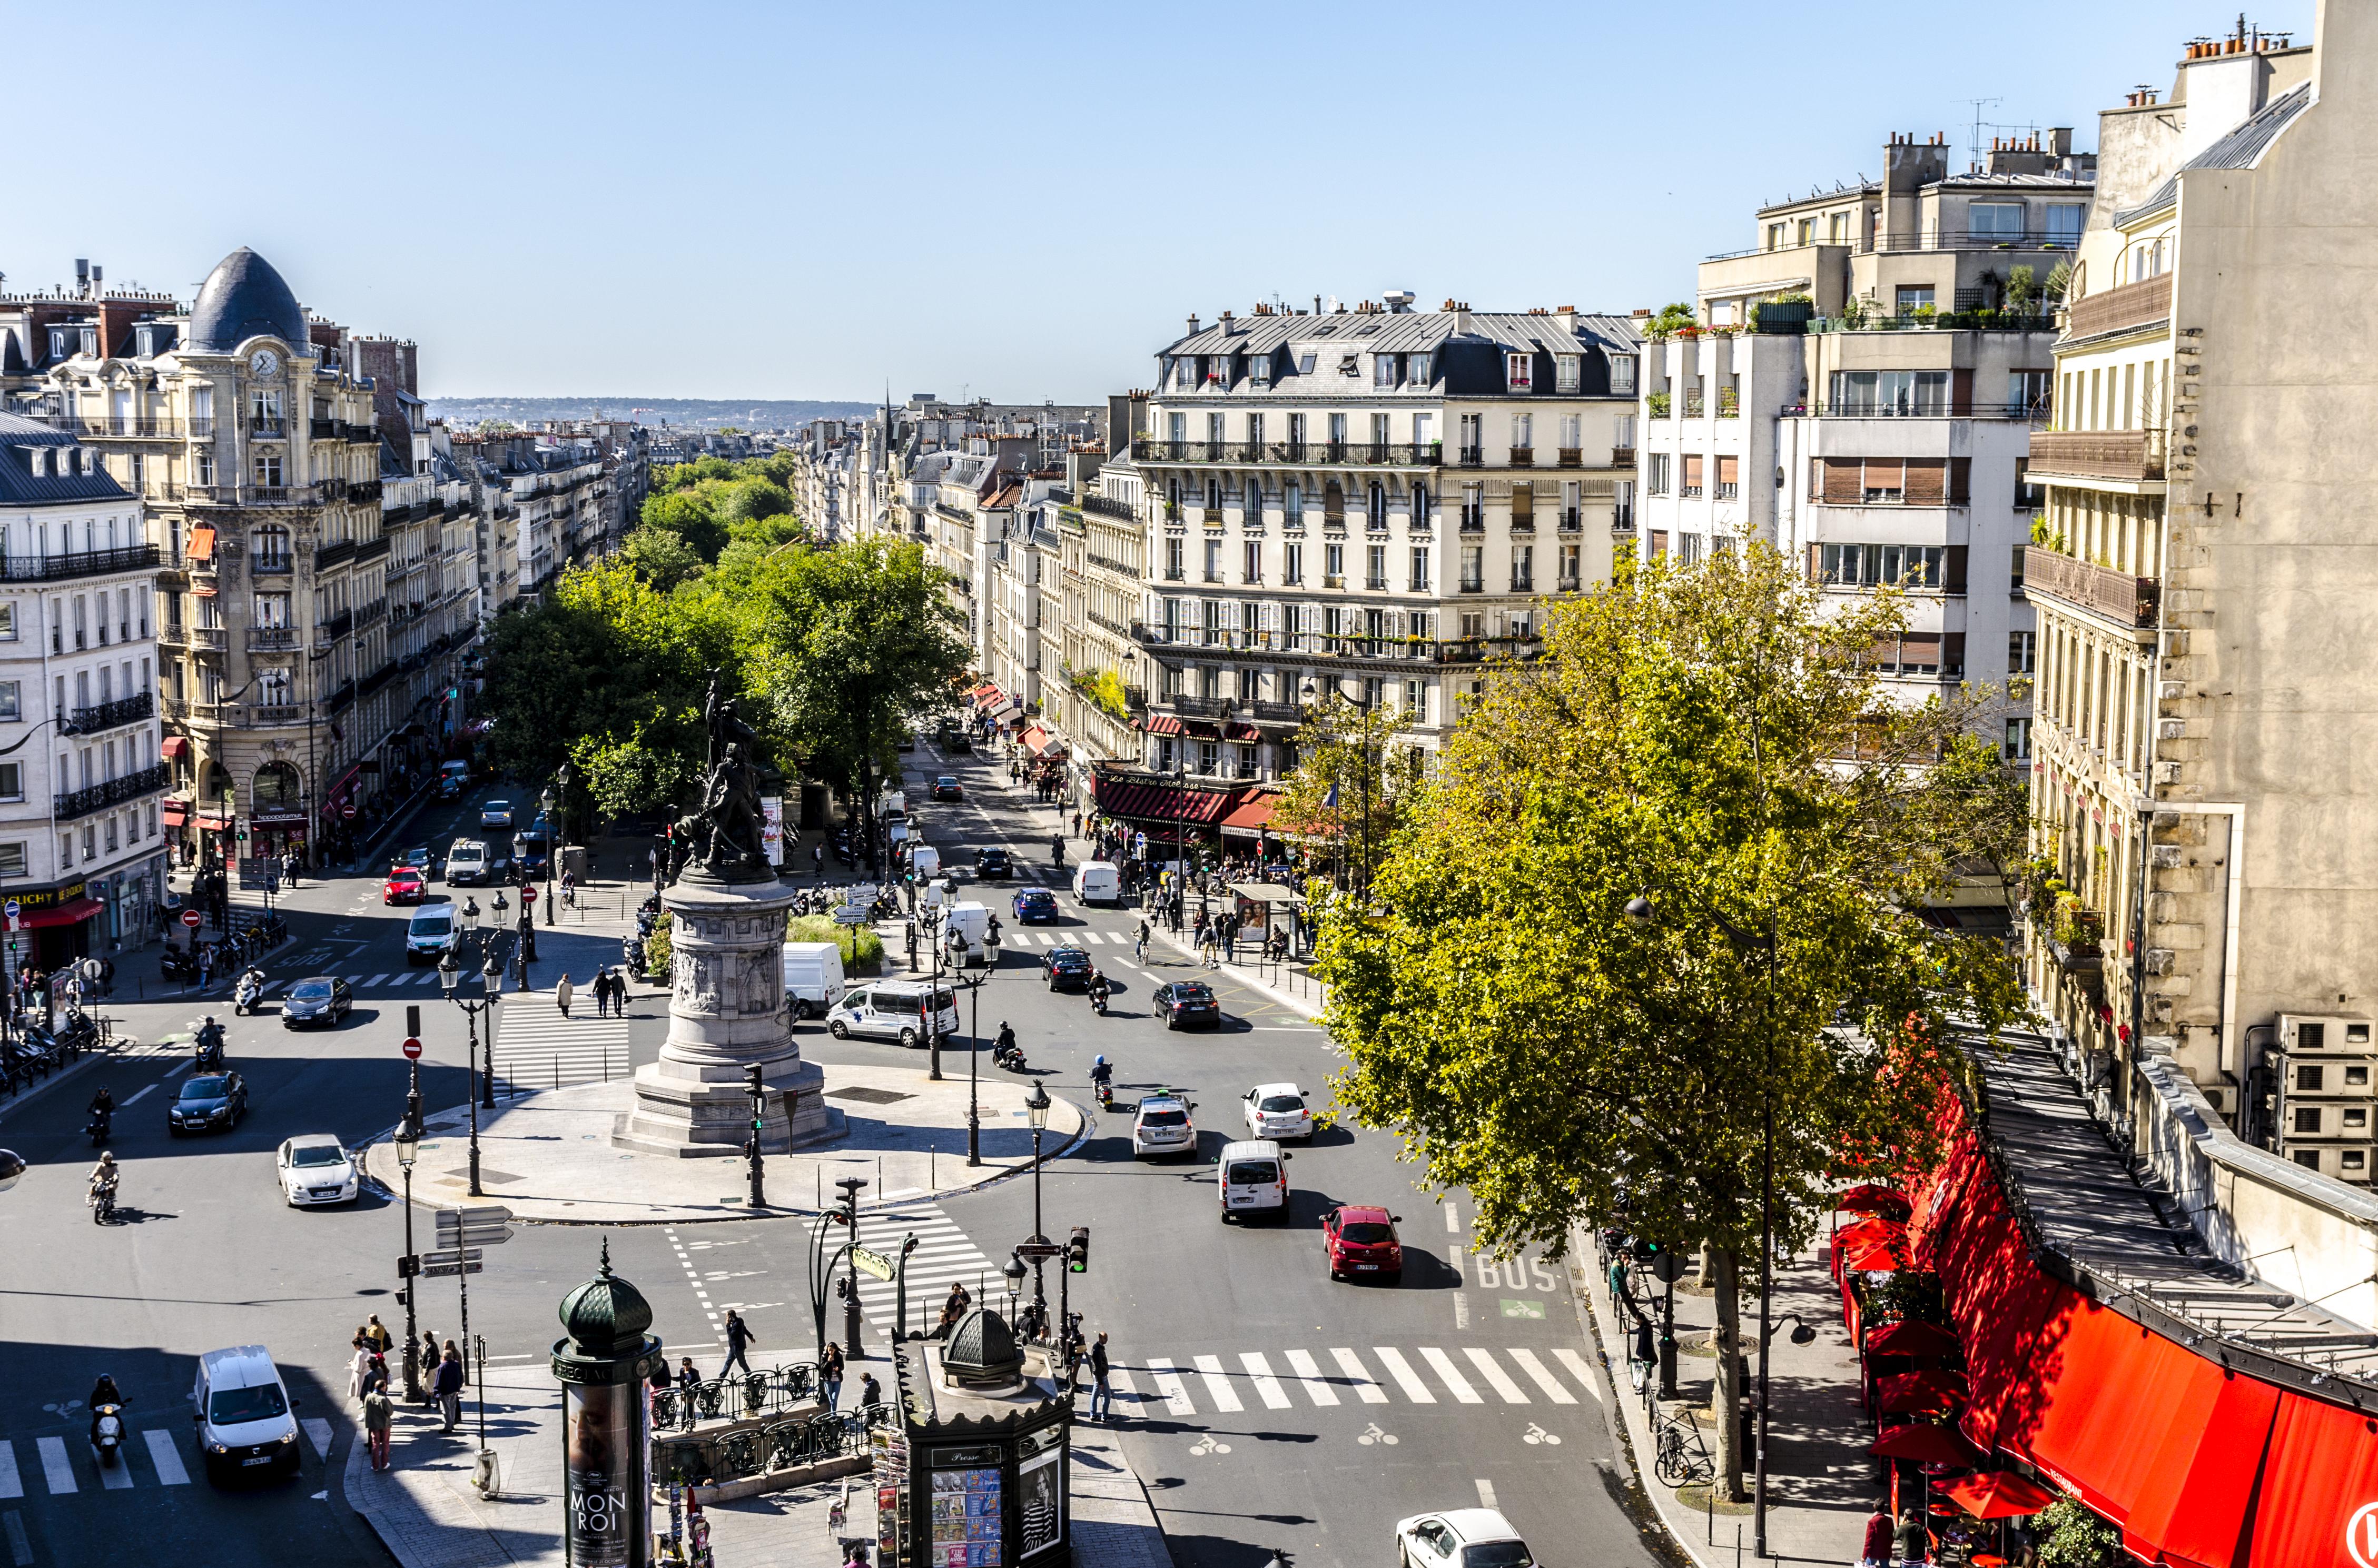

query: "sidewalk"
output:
1573 1225 1879 1568
346 1367 1175 1568
361 1059 1090 1224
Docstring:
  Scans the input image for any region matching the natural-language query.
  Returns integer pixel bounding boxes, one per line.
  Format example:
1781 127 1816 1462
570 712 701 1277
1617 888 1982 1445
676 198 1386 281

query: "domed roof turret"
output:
557 1240 654 1357
187 248 306 353
943 1307 1024 1386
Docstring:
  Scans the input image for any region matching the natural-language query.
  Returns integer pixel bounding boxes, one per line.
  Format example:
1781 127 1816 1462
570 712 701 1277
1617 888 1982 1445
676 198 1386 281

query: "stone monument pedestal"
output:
613 872 839 1158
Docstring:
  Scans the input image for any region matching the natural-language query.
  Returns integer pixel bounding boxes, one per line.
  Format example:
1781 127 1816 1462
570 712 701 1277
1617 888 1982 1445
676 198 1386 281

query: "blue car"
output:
1012 888 1058 924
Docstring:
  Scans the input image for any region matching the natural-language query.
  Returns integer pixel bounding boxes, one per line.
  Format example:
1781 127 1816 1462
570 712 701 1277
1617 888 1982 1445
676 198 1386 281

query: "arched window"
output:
253 760 302 811
200 760 234 803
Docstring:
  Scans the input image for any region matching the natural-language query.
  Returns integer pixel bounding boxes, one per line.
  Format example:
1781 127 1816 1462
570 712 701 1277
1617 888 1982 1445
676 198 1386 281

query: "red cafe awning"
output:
1864 1319 1960 1357
1870 1423 1982 1467
196 815 232 831
1219 792 1279 839
1936 1472 2059 1521
1839 1183 1913 1218
1139 714 1218 740
1091 775 1236 826
2244 1386 2378 1568
18 896 102 929
161 736 191 760
1876 1368 1967 1414
161 802 189 827
1222 720 1261 742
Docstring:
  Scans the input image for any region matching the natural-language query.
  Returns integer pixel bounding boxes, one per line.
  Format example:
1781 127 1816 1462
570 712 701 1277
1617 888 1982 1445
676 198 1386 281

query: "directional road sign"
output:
833 906 872 927
1015 1241 1065 1260
420 1247 483 1268
435 1205 515 1247
420 1261 483 1278
851 1245 896 1283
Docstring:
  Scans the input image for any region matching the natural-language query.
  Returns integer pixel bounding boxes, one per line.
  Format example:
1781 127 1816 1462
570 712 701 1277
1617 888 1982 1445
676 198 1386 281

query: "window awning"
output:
1091 775 1237 826
1139 714 1218 740
160 801 189 827
18 895 102 929
196 814 232 831
2247 1387 2378 1568
1219 793 1279 839
186 525 216 561
1222 721 1261 742
161 736 191 759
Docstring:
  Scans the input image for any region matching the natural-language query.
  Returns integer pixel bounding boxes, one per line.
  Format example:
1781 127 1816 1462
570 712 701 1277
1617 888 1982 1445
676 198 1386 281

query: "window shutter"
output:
1945 545 1968 593
1949 456 1972 503
1807 542 1822 581
1942 632 1967 676
1905 461 1947 505
1898 632 1943 665
1716 455 1739 486
1682 454 1705 488
1821 460 1862 503
1866 459 1906 495
1511 483 1533 518
1222 601 1241 637
1950 369 1974 416
1867 634 1903 666
1650 530 1669 558
1259 601 1279 636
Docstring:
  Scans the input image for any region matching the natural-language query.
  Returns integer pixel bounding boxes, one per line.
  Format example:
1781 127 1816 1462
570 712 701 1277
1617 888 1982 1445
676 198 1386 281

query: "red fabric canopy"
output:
1871 1423 1983 1466
1091 775 1237 826
17 896 101 929
1877 1368 1968 1414
161 736 191 760
1843 1239 1912 1273
1839 1183 1913 1217
1865 1319 1960 1357
1936 1472 2058 1520
2247 1388 2378 1568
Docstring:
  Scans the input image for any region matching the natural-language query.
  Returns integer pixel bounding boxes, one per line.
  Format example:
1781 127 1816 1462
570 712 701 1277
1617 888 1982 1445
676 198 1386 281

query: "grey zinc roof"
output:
2116 82 2312 226
1160 309 1640 360
186 247 309 353
0 412 131 505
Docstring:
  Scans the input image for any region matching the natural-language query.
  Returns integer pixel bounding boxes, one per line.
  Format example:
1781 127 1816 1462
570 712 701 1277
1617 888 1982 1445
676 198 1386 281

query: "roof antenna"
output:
1966 97 2003 167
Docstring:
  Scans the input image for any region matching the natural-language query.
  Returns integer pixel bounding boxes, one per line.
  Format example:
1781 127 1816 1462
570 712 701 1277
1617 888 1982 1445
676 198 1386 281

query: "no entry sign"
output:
402 1037 423 1060
181 910 203 929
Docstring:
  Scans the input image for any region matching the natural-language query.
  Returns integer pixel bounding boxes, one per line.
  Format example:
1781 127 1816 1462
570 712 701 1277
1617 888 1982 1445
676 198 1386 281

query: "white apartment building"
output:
0 413 170 965
1131 297 1640 782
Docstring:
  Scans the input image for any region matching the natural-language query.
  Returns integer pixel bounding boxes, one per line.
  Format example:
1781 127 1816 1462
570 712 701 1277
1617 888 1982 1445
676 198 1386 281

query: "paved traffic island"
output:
360 1060 1087 1224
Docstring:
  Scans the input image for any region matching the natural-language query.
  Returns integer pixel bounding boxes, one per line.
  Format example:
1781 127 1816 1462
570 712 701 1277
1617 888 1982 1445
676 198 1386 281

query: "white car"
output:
1131 1094 1197 1160
1243 1083 1314 1141
1396 1510 1533 1568
277 1134 359 1206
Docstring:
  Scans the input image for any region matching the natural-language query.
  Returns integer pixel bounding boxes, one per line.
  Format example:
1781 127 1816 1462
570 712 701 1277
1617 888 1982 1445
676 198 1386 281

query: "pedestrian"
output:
1893 1506 1929 1568
719 1308 757 1380
821 1342 845 1410
362 1382 394 1471
1860 1506 1896 1568
595 968 612 1018
434 1347 465 1432
675 1356 702 1431
555 972 574 1018
347 1332 374 1402
858 1371 881 1410
606 968 624 1016
418 1330 442 1401
1088 1332 1112 1421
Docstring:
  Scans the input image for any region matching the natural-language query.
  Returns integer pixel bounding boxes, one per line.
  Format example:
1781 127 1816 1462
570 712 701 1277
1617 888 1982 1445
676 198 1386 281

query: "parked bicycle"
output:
1651 1410 1714 1487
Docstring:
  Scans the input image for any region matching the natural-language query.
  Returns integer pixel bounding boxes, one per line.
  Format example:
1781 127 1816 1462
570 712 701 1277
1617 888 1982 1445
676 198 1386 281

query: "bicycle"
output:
1651 1411 1713 1487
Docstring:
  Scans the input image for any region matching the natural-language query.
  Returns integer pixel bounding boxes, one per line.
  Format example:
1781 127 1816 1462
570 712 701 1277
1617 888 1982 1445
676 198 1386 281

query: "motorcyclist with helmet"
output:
194 1016 226 1070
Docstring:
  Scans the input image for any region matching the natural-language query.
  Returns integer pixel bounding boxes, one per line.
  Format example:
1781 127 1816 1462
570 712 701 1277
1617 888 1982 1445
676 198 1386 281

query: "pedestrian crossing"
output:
488 996 631 1095
1115 1343 1601 1416
0 1428 195 1497
849 1200 997 1332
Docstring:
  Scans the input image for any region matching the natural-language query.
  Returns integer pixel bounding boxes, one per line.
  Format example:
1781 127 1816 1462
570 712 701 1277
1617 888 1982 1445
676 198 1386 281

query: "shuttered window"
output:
1715 455 1740 498
1814 457 1970 505
1906 461 1947 505
1681 455 1705 497
1820 459 1862 503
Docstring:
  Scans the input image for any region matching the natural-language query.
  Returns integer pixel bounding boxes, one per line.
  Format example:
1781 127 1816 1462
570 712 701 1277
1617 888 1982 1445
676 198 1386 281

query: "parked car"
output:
1043 948 1097 993
1243 1083 1314 1141
1393 1511 1531 1568
275 1134 359 1207
781 941 848 1021
479 800 516 830
1324 1205 1405 1282
974 846 1014 880
382 867 427 906
1011 888 1058 924
931 776 964 802
1071 861 1122 906
1151 980 1221 1030
193 1346 302 1485
1131 1093 1197 1160
281 976 353 1028
169 1071 249 1136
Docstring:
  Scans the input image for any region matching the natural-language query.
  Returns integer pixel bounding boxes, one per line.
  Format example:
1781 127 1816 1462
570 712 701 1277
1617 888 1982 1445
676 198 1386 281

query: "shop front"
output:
1 880 104 975
250 812 309 866
161 797 193 868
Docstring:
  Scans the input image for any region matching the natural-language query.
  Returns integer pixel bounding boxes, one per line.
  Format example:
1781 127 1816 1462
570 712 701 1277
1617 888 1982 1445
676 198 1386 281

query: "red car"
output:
1323 1205 1404 1283
383 867 427 905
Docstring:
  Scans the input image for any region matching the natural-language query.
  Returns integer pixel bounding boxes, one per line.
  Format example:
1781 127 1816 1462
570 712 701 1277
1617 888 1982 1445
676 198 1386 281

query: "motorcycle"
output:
85 1109 111 1147
159 948 200 983
1095 1079 1114 1111
88 1177 116 1225
992 1039 1028 1074
194 1037 225 1073
233 972 264 1015
624 937 647 975
90 1404 123 1467
1089 985 1110 1018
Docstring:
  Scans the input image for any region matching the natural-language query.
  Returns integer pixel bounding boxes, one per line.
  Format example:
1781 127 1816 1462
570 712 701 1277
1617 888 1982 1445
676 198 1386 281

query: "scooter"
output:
85 1109 110 1147
992 1039 1028 1074
1089 985 1110 1018
233 972 264 1015
90 1404 123 1468
159 948 200 983
1095 1079 1114 1111
88 1178 116 1225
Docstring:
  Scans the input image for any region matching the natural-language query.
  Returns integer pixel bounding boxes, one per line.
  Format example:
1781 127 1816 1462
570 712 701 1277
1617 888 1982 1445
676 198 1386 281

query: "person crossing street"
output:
719 1308 758 1380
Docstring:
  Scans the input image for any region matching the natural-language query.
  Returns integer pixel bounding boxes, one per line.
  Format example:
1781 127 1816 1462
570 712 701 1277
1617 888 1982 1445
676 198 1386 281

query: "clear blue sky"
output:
9 0 2313 403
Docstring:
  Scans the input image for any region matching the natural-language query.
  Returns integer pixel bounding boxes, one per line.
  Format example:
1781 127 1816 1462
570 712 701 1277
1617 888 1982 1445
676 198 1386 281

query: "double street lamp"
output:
1023 1080 1051 1334
393 1070 426 1402
438 902 504 1197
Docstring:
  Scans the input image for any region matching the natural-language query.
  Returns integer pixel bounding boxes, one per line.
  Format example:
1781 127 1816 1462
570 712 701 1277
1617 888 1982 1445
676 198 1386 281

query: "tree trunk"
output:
1694 1239 1714 1289
1712 1245 1747 1502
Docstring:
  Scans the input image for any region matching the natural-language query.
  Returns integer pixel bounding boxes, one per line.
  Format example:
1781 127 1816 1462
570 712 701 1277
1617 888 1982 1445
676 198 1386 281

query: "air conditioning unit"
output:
2273 1015 2378 1185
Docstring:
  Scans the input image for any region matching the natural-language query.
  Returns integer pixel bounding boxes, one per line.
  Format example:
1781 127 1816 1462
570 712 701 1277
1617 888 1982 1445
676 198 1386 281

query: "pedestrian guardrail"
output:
650 1362 819 1429
654 1401 886 1487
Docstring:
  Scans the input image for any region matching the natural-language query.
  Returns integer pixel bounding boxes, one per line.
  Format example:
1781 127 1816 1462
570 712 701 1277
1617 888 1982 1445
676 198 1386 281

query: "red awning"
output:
1091 775 1236 826
1219 793 1278 838
196 815 232 831
1838 1183 1913 1218
2125 1368 2280 1568
1222 721 1261 742
2246 1387 2378 1568
186 525 216 561
1864 1320 1959 1357
161 736 191 760
160 802 189 827
1139 714 1218 740
1876 1368 1967 1414
18 896 102 929
1936 1472 2059 1521
1870 1423 1982 1467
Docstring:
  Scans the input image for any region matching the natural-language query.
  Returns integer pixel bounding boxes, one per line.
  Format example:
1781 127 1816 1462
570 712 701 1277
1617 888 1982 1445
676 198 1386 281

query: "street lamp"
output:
438 947 499 1197
1024 1079 1052 1332
1001 1253 1028 1331
539 778 560 927
394 1086 424 1402
963 973 986 1167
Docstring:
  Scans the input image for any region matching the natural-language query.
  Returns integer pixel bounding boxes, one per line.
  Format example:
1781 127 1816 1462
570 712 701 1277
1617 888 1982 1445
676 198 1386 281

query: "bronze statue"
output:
680 675 770 881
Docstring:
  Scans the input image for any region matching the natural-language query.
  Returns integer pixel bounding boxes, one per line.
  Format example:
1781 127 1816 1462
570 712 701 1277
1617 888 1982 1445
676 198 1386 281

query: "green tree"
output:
1316 546 2028 1501
621 525 706 593
1642 301 1697 341
721 477 794 525
639 487 730 562
1270 691 1428 892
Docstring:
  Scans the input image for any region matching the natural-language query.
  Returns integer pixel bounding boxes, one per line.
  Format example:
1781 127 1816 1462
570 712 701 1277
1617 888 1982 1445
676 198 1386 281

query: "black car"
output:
1151 981 1222 1030
932 776 964 802
936 727 973 754
169 1071 248 1135
1043 948 1097 993
281 976 353 1029
974 847 1014 880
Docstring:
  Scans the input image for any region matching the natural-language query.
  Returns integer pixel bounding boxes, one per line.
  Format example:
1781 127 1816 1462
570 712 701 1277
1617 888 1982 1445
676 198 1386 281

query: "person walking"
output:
362 1315 392 1356
362 1382 394 1471
1088 1332 1112 1421
675 1356 702 1431
433 1347 465 1432
347 1332 374 1403
719 1309 757 1380
555 972 574 1018
858 1371 882 1410
820 1342 845 1411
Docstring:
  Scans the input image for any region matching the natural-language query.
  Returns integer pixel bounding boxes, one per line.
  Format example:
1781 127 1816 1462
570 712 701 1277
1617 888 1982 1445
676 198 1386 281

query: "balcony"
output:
0 544 160 583
1170 694 1232 718
61 692 154 736
248 626 298 651
54 763 169 821
182 482 328 509
76 416 185 439
1080 494 1136 521
1248 700 1303 723
1508 446 1534 468
245 415 288 438
1555 448 1582 468
186 626 228 652
1683 392 1705 418
250 553 293 577
1612 446 1635 467
1456 446 1484 467
353 601 387 632
2066 274 2172 342
1560 509 1582 531
317 540 358 571
319 609 354 641
2029 429 2166 484
2024 548 2159 630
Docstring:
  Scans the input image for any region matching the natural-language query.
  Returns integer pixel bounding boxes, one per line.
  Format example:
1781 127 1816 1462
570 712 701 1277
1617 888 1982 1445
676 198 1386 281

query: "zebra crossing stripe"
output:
1107 1368 1141 1405
364 974 389 988
33 1438 71 1495
1191 1355 1244 1412
1367 1348 1430 1403
1145 1359 1195 1416
1462 1346 1528 1403
143 1430 190 1485
0 1442 20 1499
1281 1349 1340 1406
1239 1352 1292 1410
98 1448 133 1490
1418 1347 1483 1404
1505 1348 1577 1405
1552 1347 1603 1402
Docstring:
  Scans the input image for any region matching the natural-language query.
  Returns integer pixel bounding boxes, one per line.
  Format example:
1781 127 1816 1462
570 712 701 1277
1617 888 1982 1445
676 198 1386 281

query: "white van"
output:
1218 1139 1292 1222
781 941 847 1020
907 843 942 881
826 980 961 1047
405 901 458 965
942 901 993 967
1072 860 1122 907
881 788 907 822
193 1345 302 1484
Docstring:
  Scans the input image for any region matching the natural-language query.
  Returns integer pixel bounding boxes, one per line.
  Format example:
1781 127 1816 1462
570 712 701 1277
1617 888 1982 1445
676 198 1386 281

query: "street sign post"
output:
402 1037 423 1060
1015 1240 1064 1261
833 906 871 927
436 1205 515 1247
852 1245 895 1283
181 909 202 930
420 1261 484 1278
421 1247 483 1268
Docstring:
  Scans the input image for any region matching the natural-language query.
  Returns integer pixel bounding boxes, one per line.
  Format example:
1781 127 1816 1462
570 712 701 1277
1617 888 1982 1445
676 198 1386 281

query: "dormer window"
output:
1610 355 1637 396
80 329 98 357
1250 353 1272 390
1375 355 1398 388
1409 353 1432 384
1556 355 1582 394
1506 353 1534 391
48 330 67 360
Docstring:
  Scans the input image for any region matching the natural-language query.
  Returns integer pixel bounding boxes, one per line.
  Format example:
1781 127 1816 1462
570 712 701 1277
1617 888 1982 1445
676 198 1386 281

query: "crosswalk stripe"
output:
98 1450 133 1490
1505 1348 1577 1405
302 1418 333 1461
1419 1347 1482 1403
1283 1349 1340 1406
1463 1347 1528 1403
1553 1347 1602 1402
1107 1368 1140 1405
33 1438 72 1495
1239 1352 1292 1410
143 1430 189 1486
0 1442 20 1499
1037 932 1057 946
1145 1359 1195 1416
1080 931 1104 944
1343 1348 1400 1404
364 974 389 988
1370 1347 1435 1403
1191 1355 1244 1412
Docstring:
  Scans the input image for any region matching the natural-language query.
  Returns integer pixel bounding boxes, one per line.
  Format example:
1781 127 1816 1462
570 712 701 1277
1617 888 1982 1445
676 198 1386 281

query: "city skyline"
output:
4 0 2306 402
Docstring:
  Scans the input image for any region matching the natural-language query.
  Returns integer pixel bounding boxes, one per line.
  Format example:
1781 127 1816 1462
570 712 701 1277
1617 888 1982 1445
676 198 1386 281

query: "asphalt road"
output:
0 752 1668 1568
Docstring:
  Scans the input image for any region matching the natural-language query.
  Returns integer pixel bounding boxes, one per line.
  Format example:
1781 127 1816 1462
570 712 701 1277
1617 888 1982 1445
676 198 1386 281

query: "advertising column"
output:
551 1245 664 1568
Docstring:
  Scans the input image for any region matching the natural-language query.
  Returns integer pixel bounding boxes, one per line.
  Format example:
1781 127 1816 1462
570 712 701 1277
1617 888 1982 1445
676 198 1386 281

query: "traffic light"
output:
1066 1226 1089 1274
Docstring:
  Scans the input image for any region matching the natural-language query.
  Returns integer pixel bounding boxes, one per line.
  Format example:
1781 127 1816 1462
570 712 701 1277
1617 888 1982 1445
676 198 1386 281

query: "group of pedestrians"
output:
340 1313 475 1472
553 967 631 1019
